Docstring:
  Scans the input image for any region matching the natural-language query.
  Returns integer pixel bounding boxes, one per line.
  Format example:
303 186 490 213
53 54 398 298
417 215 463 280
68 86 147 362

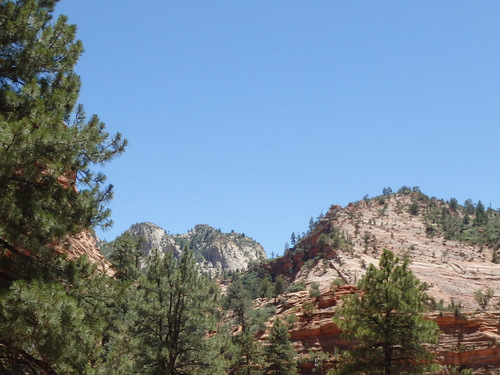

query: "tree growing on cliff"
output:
0 0 126 257
333 249 440 375
264 317 297 375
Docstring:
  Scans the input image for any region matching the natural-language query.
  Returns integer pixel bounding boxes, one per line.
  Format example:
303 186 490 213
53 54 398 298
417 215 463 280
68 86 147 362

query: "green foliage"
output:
130 249 221 374
333 249 440 375
473 287 495 310
249 304 277 333
0 255 117 374
382 187 392 196
317 225 352 251
0 280 99 374
0 0 126 257
260 276 274 298
421 196 500 253
108 232 144 280
302 301 315 320
309 282 321 298
409 201 420 215
287 280 307 293
397 186 412 195
224 277 253 331
264 318 298 375
229 329 264 375
273 274 288 301
330 278 346 291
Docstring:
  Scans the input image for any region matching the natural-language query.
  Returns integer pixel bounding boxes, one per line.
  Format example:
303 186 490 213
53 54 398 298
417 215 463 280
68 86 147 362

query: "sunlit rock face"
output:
124 222 267 274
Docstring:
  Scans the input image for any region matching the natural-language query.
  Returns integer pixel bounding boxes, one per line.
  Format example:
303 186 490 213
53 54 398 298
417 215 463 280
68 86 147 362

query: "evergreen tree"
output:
109 232 144 281
264 318 297 375
224 277 253 332
0 0 126 256
333 249 440 375
474 200 488 226
308 217 315 233
230 329 264 375
0 280 99 374
260 276 274 299
273 274 287 302
131 249 221 375
0 256 116 374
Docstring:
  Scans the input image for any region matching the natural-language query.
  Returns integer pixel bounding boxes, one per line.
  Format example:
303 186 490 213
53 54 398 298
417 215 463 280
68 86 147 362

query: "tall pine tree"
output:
333 249 440 375
0 0 126 258
264 317 297 375
131 249 222 375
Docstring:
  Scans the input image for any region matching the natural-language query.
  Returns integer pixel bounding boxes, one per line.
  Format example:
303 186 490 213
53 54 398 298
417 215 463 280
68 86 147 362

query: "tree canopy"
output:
0 0 126 257
333 249 440 375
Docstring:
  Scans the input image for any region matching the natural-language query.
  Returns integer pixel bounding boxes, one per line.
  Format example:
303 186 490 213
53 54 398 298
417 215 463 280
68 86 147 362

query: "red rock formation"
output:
260 287 500 374
266 193 500 310
53 230 112 274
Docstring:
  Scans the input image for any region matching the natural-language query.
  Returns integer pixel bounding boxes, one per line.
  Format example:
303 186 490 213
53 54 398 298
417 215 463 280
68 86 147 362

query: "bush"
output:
302 301 315 320
309 282 321 298
287 281 306 293
474 287 495 310
285 313 297 327
330 278 346 291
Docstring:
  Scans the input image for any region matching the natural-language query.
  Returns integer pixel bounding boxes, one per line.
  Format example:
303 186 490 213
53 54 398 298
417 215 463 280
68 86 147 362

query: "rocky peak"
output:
127 222 179 257
119 222 266 274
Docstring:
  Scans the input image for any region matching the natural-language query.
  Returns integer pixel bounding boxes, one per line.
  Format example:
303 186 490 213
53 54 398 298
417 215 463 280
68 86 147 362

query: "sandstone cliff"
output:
122 222 267 274
267 192 500 310
258 191 500 373
54 230 112 274
255 286 500 374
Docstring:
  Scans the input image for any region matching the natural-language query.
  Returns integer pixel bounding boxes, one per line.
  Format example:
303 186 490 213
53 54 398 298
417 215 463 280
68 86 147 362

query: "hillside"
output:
106 222 267 274
267 189 500 310
256 189 500 373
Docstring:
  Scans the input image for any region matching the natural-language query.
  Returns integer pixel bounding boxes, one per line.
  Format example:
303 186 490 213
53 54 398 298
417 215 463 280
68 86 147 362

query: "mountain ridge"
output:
106 222 267 274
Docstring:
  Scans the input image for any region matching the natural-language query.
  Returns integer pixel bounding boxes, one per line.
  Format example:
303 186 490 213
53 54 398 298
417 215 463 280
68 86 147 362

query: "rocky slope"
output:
121 222 267 274
55 230 112 273
255 286 500 374
259 191 500 373
268 191 500 310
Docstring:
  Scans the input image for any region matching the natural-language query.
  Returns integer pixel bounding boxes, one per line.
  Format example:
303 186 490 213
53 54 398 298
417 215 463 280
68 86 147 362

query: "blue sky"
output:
56 1 500 256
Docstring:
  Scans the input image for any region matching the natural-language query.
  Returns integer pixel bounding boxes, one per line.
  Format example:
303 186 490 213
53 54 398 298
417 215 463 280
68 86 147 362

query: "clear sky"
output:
56 1 500 256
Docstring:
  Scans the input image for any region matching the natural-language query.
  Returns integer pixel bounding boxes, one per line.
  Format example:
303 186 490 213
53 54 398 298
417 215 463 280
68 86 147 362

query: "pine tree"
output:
0 0 126 257
474 200 488 226
308 217 315 233
0 256 115 374
273 274 287 302
333 249 440 375
131 249 221 375
264 318 297 375
109 232 144 281
224 277 253 332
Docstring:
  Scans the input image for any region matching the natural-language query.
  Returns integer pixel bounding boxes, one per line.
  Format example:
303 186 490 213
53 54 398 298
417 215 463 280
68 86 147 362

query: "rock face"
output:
259 191 500 373
55 230 112 274
123 222 267 274
259 287 500 374
268 192 500 310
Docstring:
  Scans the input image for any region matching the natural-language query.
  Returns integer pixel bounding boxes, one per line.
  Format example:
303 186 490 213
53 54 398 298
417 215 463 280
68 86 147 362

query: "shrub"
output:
302 301 315 320
309 282 321 298
287 281 306 293
474 287 495 310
